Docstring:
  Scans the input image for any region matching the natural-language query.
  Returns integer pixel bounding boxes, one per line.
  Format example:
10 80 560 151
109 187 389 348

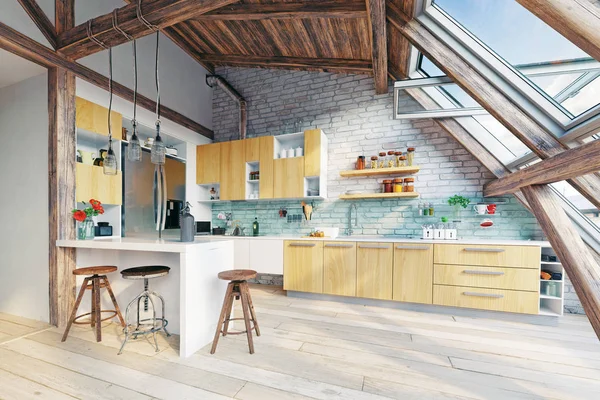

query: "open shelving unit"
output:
539 245 565 316
339 192 420 200
339 165 420 177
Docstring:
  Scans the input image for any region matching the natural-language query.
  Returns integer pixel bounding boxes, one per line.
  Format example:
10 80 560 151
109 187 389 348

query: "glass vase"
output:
453 204 462 218
78 217 95 240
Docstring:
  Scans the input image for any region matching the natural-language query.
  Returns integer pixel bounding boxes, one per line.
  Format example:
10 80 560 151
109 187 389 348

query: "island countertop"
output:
56 237 233 253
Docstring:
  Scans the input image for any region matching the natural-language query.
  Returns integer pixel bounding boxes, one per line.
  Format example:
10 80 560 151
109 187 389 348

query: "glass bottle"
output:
252 217 260 236
370 156 378 169
418 202 423 216
387 151 395 168
395 151 403 167
429 202 435 216
423 202 430 216
378 152 386 168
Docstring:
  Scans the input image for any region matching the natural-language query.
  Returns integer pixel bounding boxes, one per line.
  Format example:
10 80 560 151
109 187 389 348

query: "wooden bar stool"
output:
62 266 125 343
211 270 260 354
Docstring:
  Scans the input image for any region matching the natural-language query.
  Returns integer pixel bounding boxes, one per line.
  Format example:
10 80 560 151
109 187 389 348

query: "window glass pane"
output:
551 180 600 228
433 0 600 119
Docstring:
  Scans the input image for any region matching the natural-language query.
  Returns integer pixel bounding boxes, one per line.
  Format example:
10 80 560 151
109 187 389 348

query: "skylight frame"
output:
422 3 600 138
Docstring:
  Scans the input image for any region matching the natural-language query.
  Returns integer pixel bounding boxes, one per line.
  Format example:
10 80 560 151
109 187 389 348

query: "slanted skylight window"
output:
432 0 600 120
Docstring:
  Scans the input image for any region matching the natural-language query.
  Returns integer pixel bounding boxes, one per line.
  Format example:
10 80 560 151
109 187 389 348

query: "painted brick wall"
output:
210 66 582 314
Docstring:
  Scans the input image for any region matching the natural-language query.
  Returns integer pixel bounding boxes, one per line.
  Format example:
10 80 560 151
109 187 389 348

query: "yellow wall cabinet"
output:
283 241 323 293
356 243 393 300
76 97 122 138
220 140 246 200
304 129 322 177
76 164 122 205
259 136 274 199
245 137 261 162
323 242 357 296
393 244 434 304
273 157 305 199
196 143 221 185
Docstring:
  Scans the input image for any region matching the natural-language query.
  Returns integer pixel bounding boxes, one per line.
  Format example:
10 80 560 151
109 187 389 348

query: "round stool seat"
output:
121 265 170 280
218 269 257 281
73 266 117 276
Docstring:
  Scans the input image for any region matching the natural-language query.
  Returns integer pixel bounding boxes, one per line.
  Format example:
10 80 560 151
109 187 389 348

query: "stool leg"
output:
102 276 125 327
90 280 96 328
242 283 260 337
222 285 236 337
150 291 171 337
146 294 159 352
119 291 144 355
93 277 102 342
210 282 234 354
62 278 90 342
239 283 255 354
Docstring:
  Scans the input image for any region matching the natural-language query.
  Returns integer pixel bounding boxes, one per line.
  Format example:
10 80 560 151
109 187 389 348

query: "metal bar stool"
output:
211 270 260 354
118 265 171 355
62 266 125 343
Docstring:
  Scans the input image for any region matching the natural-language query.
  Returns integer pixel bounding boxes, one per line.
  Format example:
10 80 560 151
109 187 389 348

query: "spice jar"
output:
370 156 378 169
407 147 415 166
387 151 395 168
393 178 403 192
383 179 393 193
404 177 415 192
398 155 407 167
394 152 403 167
356 156 365 170
378 152 386 168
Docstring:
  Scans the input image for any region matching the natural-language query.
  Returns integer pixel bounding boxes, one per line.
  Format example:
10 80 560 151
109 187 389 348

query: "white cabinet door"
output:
250 239 284 274
233 239 250 270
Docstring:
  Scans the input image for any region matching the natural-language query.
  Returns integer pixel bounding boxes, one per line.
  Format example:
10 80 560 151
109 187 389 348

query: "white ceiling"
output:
0 49 46 90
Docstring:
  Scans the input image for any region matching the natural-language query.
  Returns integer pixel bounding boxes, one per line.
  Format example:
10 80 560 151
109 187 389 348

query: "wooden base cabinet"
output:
393 244 434 304
356 243 393 300
284 241 323 293
323 242 357 296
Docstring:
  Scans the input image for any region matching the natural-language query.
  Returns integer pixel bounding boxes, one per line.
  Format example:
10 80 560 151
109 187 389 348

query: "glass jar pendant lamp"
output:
103 47 118 175
127 39 142 162
150 31 166 165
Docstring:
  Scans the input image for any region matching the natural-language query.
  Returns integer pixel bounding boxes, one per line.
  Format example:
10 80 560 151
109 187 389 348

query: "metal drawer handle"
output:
289 243 316 247
396 245 430 250
324 244 354 248
463 248 505 253
463 292 504 299
359 245 390 249
463 270 505 276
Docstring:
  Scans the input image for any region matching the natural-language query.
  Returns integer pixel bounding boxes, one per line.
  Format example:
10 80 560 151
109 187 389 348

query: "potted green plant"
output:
448 195 470 217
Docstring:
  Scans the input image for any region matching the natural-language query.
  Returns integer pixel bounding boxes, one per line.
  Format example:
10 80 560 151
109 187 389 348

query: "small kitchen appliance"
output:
195 221 212 235
94 222 113 237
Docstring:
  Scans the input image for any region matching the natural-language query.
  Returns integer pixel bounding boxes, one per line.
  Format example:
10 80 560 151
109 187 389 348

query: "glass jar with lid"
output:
383 179 393 193
370 156 378 169
394 152 403 167
404 177 415 192
398 155 407 167
387 151 395 168
406 147 415 166
393 178 403 192
378 152 386 168
356 156 365 170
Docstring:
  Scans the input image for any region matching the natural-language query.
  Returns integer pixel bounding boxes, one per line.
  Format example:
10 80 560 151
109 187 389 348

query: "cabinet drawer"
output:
433 285 539 314
283 241 323 293
434 264 538 292
434 244 540 269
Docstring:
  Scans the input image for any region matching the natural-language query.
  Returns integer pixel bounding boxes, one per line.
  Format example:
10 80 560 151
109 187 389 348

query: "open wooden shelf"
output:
339 166 420 177
339 192 420 200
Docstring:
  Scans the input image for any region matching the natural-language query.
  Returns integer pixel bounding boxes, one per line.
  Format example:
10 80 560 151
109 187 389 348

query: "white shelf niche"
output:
539 245 564 316
273 132 304 159
246 161 260 200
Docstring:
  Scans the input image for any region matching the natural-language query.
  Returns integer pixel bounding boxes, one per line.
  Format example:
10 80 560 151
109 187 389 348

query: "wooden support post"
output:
522 185 600 339
366 0 388 94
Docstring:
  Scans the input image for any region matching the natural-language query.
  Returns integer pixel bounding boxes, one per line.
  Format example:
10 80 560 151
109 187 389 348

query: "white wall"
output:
0 73 50 322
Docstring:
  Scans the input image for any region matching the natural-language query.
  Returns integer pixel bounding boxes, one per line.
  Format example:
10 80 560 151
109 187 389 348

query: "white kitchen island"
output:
56 237 234 358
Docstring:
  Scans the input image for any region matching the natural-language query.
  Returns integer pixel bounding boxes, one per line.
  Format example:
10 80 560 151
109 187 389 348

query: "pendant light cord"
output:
108 47 113 147
155 31 161 133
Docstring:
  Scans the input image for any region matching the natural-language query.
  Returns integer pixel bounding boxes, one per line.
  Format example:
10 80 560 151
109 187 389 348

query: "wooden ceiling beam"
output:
196 53 373 74
17 0 58 49
387 1 600 210
516 0 600 63
522 185 600 339
0 21 214 139
366 0 388 94
193 0 366 20
57 0 238 59
485 139 600 197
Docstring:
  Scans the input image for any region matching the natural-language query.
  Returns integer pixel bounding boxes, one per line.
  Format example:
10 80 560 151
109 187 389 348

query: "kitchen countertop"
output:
56 237 232 253
202 235 549 247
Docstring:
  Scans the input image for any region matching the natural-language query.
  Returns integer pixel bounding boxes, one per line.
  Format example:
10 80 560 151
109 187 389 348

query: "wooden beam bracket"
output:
18 0 58 49
366 0 388 94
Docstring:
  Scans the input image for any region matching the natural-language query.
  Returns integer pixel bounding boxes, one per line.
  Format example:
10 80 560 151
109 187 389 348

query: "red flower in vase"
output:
73 210 87 222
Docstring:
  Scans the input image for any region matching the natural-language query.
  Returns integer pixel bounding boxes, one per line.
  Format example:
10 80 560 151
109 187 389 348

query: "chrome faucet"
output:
347 203 358 236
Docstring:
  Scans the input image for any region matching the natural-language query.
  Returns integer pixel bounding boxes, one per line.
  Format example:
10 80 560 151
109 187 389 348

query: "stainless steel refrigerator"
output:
123 148 186 237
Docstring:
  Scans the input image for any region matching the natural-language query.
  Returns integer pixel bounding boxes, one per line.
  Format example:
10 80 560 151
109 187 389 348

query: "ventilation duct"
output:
206 75 247 139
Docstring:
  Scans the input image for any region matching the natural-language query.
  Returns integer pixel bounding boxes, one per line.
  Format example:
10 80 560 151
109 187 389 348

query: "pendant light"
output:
103 46 118 175
151 31 166 165
127 39 142 162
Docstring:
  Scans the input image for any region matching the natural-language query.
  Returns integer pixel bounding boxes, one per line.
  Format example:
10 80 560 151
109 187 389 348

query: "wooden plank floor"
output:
1 285 599 399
